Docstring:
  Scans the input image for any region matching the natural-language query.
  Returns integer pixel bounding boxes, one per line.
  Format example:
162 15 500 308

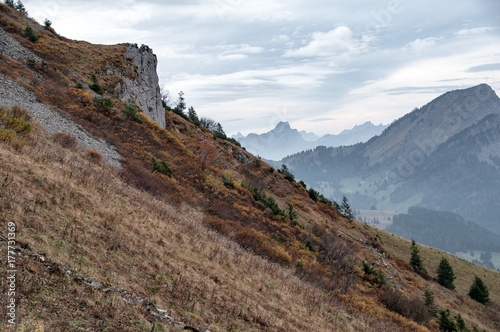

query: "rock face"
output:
121 43 165 128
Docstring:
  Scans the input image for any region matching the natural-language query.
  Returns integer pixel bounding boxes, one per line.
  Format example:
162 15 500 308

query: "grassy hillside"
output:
1 3 499 331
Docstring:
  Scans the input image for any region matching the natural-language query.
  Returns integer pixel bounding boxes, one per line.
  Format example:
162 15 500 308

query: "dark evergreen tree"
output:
423 287 437 317
278 164 295 182
341 196 353 220
5 0 15 8
468 276 490 304
455 314 468 332
173 91 186 116
438 309 457 331
307 188 319 202
187 106 200 126
15 0 27 15
43 18 52 28
410 240 426 272
437 257 456 290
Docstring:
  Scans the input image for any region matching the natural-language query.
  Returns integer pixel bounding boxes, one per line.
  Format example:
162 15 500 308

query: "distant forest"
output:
387 207 500 256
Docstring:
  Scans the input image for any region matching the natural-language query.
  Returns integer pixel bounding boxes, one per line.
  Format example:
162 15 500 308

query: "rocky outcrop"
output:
120 43 165 128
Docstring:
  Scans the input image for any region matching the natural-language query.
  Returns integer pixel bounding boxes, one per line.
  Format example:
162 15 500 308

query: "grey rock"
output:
0 75 122 168
0 27 42 62
89 281 102 289
121 43 165 128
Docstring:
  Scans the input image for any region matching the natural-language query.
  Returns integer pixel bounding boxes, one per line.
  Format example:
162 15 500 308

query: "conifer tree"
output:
468 276 490 304
187 106 200 126
455 313 468 332
436 257 456 290
423 287 437 317
15 0 27 15
341 196 353 220
410 240 426 272
173 91 186 116
438 309 457 332
4 0 15 9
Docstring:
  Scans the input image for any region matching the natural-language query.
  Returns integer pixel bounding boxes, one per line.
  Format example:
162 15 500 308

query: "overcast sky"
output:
23 0 500 135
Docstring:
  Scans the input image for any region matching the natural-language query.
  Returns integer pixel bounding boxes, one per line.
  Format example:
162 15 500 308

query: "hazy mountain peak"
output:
235 120 388 160
274 121 292 132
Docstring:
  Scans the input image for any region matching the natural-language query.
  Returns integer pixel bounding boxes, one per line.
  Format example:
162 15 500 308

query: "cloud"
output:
285 26 367 58
405 37 438 53
455 27 495 36
466 63 500 73
218 54 247 60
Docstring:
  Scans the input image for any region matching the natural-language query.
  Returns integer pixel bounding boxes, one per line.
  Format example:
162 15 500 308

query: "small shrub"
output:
89 74 104 95
361 261 387 285
26 55 36 67
222 177 234 189
75 82 84 89
151 156 172 176
0 106 33 148
84 149 103 163
93 97 114 114
379 287 432 324
53 132 79 149
305 240 316 252
43 18 52 28
123 99 143 123
24 24 40 42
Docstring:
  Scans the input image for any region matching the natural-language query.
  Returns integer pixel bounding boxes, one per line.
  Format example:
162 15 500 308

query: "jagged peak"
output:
274 121 292 130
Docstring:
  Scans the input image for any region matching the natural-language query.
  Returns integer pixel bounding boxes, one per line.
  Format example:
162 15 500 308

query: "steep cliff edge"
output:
120 43 165 128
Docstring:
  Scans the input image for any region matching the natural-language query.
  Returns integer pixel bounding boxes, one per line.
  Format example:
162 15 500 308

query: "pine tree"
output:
173 91 186 116
455 314 468 332
14 0 27 15
341 196 353 220
438 309 457 331
423 287 437 317
187 106 200 126
4 0 15 8
410 240 426 272
437 257 456 290
468 276 490 304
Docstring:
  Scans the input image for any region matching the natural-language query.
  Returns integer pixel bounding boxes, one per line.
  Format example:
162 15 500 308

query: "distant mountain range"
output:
232 121 388 160
283 84 500 234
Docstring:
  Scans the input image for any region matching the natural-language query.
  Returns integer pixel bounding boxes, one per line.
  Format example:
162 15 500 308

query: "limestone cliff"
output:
120 43 165 128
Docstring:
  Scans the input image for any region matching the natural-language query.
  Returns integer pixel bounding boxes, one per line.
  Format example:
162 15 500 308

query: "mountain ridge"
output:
284 83 500 234
234 120 388 160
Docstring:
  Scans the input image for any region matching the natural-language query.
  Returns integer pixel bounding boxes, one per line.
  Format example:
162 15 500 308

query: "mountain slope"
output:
284 84 500 234
1 4 499 331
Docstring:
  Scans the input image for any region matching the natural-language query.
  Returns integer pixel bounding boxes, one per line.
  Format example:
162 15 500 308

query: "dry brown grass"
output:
367 224 500 331
0 112 417 331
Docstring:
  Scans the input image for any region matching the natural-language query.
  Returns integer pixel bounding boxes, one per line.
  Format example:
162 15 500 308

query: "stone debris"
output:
0 236 208 331
0 75 123 168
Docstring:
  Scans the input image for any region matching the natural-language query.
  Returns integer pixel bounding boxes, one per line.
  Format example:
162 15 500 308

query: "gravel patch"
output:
0 26 42 62
0 74 122 168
